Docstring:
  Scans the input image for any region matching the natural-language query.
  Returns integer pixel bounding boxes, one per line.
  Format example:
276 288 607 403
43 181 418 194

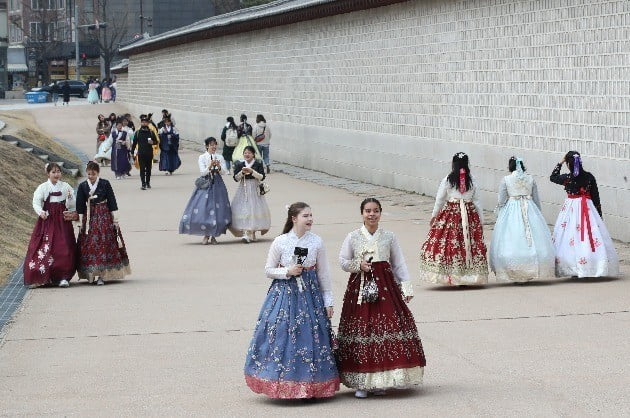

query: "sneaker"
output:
241 232 250 244
355 390 368 398
141 185 146 190
210 237 218 245
201 236 209 245
59 279 69 288
147 184 152 189
96 278 104 286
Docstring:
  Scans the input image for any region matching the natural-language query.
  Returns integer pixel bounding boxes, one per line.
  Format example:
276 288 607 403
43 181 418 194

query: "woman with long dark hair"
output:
220 116 238 172
419 152 488 285
229 145 270 243
490 157 555 282
337 197 425 398
550 151 618 277
179 137 231 245
23 163 77 288
231 114 261 163
252 114 272 173
244 202 339 399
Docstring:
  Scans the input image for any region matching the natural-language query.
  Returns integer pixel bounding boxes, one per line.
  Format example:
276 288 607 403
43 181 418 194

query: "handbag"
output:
133 154 140 169
258 181 270 195
195 175 212 189
254 127 266 143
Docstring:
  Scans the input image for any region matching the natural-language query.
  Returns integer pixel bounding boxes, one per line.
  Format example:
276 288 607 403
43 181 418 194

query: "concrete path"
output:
0 104 628 416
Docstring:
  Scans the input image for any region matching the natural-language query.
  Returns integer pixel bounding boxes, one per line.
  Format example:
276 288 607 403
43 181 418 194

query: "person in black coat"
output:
61 81 70 106
131 116 159 190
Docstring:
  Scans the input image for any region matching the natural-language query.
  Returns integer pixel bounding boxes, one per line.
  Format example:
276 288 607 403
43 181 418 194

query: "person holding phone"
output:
337 197 425 398
244 202 339 399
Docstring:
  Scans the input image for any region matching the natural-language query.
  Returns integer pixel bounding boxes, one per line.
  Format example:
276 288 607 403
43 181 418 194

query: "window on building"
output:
47 21 56 40
31 0 43 10
30 21 42 40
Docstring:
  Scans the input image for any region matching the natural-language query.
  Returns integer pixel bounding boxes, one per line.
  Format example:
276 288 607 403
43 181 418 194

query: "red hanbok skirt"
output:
337 261 425 390
77 202 131 282
23 201 76 286
420 200 488 285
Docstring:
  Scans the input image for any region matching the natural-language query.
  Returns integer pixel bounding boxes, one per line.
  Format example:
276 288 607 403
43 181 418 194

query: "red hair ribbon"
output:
459 168 466 193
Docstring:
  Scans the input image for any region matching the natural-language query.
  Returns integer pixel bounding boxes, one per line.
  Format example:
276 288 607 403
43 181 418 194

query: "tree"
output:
11 0 67 83
82 0 129 80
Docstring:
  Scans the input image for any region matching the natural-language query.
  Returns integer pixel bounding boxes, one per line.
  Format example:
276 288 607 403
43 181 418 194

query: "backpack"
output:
225 128 238 146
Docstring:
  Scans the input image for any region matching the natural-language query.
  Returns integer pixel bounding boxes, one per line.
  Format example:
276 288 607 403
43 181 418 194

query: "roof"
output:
120 0 408 55
110 59 129 74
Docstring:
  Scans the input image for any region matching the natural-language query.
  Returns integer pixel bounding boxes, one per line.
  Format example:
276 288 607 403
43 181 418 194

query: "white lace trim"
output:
341 366 424 390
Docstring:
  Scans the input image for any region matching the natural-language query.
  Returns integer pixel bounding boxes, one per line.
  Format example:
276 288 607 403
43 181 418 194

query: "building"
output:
118 0 630 241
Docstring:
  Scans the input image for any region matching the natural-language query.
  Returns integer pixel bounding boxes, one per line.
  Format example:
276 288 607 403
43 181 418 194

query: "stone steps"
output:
0 134 81 177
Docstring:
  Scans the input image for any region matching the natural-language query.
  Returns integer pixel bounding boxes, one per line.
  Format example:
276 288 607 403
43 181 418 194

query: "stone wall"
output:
118 0 630 241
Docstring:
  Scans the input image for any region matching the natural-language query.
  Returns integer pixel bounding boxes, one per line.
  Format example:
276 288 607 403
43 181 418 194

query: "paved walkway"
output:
0 104 628 416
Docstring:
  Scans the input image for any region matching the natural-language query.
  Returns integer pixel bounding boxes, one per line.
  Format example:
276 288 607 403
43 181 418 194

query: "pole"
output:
74 0 80 80
140 0 144 34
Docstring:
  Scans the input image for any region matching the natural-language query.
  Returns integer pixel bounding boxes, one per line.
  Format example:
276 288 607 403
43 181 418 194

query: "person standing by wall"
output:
131 116 159 190
252 114 272 174
220 116 238 173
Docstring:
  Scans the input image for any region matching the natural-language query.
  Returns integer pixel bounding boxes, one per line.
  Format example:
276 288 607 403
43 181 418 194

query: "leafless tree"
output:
11 0 67 83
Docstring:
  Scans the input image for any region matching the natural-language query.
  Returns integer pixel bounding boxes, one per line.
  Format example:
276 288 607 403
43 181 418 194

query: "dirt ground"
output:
0 111 80 285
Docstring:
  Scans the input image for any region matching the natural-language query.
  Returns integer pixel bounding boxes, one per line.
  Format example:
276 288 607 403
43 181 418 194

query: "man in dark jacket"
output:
131 116 159 190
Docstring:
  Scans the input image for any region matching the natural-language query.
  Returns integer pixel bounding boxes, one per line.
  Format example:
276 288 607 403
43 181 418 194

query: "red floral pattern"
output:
244 375 339 399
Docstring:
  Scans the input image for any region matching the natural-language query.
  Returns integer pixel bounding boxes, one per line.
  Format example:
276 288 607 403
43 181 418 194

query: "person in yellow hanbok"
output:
231 114 261 162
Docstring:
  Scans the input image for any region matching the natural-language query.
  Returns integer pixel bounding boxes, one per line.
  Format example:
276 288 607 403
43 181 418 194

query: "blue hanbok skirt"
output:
244 270 340 399
159 149 181 173
490 197 555 282
111 144 131 176
179 175 231 237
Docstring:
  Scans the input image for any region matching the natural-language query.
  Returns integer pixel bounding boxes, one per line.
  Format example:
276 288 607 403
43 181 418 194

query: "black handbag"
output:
195 175 211 189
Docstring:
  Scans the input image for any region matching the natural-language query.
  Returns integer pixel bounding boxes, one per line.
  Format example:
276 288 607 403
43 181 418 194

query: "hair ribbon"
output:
572 155 581 177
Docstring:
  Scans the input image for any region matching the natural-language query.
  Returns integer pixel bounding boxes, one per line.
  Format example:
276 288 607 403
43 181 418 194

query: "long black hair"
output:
282 202 310 234
226 116 237 130
447 152 472 191
565 150 585 178
509 156 526 172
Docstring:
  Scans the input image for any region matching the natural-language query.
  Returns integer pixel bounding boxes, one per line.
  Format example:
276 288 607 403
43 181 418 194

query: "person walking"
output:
87 80 99 104
76 161 131 285
229 145 270 243
23 163 77 288
244 202 340 399
95 114 110 155
419 152 489 285
179 137 232 245
131 115 159 190
220 116 238 173
232 114 261 163
337 197 425 398
101 80 112 102
109 119 132 179
158 117 181 175
51 81 60 106
489 157 555 282
61 81 70 106
252 114 272 174
550 151 619 278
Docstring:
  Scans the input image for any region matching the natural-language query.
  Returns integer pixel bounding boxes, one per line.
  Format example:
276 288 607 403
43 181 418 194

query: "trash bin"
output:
25 91 49 103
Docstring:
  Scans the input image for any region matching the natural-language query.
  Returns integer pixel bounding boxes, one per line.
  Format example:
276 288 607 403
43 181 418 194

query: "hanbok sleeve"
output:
339 233 360 273
76 183 87 215
32 183 45 216
104 181 118 212
589 174 602 218
550 163 569 186
315 241 334 307
472 183 484 224
496 177 508 210
198 155 209 175
233 161 244 181
431 177 448 218
218 156 228 175
531 179 542 209
63 182 76 211
251 161 265 181
265 237 289 280
390 234 413 297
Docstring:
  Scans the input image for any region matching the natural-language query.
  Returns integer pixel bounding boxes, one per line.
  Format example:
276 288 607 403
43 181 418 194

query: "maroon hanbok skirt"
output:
419 200 488 285
337 261 425 390
23 200 76 286
77 202 131 282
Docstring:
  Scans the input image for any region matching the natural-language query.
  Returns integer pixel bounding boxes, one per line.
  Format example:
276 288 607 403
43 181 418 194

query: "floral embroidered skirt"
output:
552 197 619 278
229 179 270 236
24 202 76 286
77 202 131 282
244 270 340 399
419 201 488 285
337 262 425 390
179 175 232 237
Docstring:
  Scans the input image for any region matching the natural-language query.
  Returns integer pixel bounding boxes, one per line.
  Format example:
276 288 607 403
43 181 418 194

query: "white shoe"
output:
96 278 104 286
59 279 69 288
210 237 218 245
201 236 209 245
241 232 250 244
355 390 368 398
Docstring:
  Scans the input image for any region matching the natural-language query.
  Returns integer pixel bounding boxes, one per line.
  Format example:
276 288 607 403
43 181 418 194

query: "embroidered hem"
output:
419 269 488 285
78 263 131 282
340 366 424 390
244 375 340 399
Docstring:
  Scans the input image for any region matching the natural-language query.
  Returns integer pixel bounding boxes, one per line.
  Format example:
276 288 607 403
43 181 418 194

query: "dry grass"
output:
0 112 79 286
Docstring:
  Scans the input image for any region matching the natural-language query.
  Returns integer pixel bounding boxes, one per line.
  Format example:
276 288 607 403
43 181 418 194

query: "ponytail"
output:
282 202 310 234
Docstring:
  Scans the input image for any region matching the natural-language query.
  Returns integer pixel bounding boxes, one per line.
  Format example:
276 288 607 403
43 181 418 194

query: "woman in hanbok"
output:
490 157 555 282
244 202 339 399
550 151 619 278
338 198 425 398
220 116 238 173
229 146 271 243
87 80 99 104
24 163 77 288
94 133 112 167
231 114 261 163
109 119 132 179
179 137 232 245
96 114 110 154
76 161 131 285
101 80 112 102
158 117 181 175
110 79 117 102
419 152 488 285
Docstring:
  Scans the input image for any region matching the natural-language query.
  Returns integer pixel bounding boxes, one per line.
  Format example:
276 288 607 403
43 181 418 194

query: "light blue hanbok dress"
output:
490 168 555 282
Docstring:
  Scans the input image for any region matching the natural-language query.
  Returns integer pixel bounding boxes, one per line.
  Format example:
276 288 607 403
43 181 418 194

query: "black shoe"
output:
141 185 146 190
147 184 151 189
